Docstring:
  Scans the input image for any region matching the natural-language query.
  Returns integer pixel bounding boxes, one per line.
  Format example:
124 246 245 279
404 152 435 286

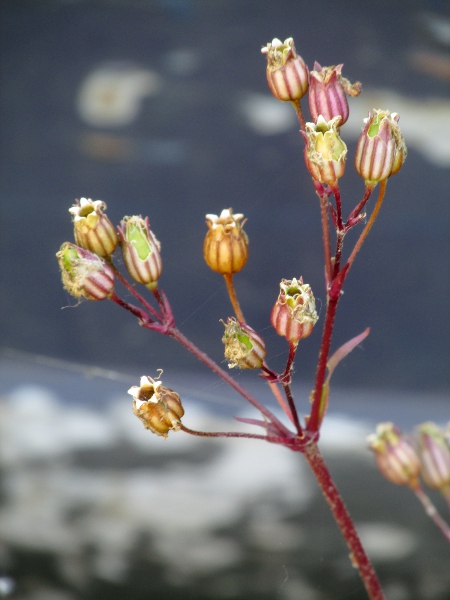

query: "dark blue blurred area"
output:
1 0 449 394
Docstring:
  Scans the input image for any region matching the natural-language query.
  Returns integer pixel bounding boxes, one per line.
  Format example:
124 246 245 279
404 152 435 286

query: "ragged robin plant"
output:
56 36 450 599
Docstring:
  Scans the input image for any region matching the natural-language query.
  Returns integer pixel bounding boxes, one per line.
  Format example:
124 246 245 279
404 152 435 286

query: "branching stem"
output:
304 443 386 600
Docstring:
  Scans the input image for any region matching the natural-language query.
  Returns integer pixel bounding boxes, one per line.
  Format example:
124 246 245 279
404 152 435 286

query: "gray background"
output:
1 0 449 390
0 2 449 599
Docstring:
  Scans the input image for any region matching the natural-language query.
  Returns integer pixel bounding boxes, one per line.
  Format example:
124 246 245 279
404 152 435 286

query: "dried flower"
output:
261 37 309 102
354 110 407 185
128 373 184 438
118 216 162 290
69 198 118 258
222 317 266 369
204 208 249 274
56 242 115 301
271 277 318 343
416 422 450 494
303 116 347 184
308 62 361 126
368 422 420 488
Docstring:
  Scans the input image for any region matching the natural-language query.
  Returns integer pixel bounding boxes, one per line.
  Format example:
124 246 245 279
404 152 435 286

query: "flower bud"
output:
118 216 162 290
303 116 348 184
56 242 115 301
128 374 184 438
204 209 248 274
416 422 450 493
367 422 420 488
271 277 319 343
222 317 267 369
69 198 118 258
308 62 361 126
261 37 309 102
354 110 407 185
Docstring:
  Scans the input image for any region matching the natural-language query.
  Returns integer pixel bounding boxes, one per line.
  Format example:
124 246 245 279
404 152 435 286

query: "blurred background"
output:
0 0 449 599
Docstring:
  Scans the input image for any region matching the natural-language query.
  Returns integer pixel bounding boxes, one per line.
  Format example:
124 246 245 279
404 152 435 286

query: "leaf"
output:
327 327 370 379
317 327 370 428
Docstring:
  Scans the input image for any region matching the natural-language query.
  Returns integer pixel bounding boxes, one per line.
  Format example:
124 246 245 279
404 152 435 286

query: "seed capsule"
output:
69 198 118 258
271 277 318 343
222 317 266 369
261 37 309 102
128 374 184 438
203 208 248 274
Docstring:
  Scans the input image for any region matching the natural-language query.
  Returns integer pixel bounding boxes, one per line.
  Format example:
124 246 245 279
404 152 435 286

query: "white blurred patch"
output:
237 93 296 135
319 414 373 453
347 90 450 167
356 522 418 561
0 385 116 464
420 12 450 46
77 63 161 127
0 577 15 597
0 385 315 581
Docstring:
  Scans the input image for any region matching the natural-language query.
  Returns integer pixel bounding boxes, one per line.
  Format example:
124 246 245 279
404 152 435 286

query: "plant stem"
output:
309 181 388 433
330 183 343 231
223 273 291 424
414 486 450 543
346 186 374 225
223 273 246 323
110 293 150 322
319 192 333 286
283 383 302 435
280 342 302 434
333 230 345 278
180 424 288 444
108 260 162 322
346 180 387 270
168 326 293 438
307 294 339 433
291 99 306 131
304 443 386 600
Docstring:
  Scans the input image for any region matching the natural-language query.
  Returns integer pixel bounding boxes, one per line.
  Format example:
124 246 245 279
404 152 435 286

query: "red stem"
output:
331 183 344 231
309 181 388 433
307 294 339 433
330 184 345 277
319 192 333 286
333 231 345 278
223 272 290 427
283 383 302 436
292 99 306 131
281 342 303 435
346 181 387 270
109 261 162 322
168 326 293 439
180 424 290 444
304 443 386 599
110 292 150 322
346 185 374 225
414 486 450 543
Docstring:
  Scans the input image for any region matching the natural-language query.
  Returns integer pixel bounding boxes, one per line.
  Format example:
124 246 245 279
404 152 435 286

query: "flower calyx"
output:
417 422 450 494
303 116 348 185
118 215 162 290
308 62 361 127
69 198 118 258
56 242 115 301
367 422 421 488
203 208 249 274
354 110 407 185
128 373 184 438
261 37 309 102
271 277 319 343
222 317 267 370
